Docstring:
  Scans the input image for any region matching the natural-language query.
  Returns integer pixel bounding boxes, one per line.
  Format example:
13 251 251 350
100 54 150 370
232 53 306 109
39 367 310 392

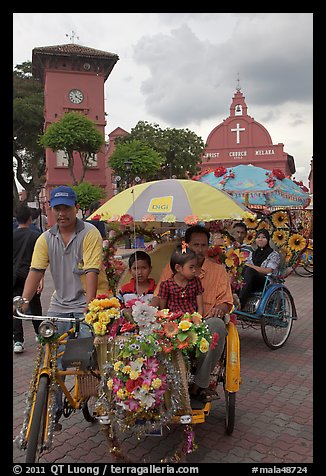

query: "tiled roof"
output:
32 43 118 59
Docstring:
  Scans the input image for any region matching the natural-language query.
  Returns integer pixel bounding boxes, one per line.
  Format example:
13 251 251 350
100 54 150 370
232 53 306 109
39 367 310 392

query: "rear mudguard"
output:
225 321 241 392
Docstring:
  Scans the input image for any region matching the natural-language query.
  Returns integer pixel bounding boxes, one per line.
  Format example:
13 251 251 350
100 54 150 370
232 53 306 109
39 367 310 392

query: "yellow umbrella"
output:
89 179 254 224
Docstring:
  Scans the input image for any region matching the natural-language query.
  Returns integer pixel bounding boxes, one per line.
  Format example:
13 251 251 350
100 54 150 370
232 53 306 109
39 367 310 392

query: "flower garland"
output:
88 298 214 439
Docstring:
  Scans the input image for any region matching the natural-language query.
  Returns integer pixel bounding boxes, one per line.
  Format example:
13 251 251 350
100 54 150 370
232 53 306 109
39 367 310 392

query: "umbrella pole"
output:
244 193 249 207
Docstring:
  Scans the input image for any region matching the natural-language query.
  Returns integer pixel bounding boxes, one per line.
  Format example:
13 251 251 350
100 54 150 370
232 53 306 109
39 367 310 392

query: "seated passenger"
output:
117 251 156 308
228 222 253 258
157 244 204 316
239 229 280 307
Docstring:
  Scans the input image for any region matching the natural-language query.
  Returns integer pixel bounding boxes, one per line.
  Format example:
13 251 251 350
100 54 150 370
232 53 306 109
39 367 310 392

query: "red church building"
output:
200 87 296 177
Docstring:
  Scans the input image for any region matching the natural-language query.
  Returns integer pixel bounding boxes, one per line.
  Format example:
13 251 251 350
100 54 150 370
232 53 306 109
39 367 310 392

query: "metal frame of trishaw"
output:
13 291 241 463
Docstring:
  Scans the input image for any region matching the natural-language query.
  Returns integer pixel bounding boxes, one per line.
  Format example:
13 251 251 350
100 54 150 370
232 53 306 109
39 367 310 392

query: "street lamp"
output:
124 159 133 189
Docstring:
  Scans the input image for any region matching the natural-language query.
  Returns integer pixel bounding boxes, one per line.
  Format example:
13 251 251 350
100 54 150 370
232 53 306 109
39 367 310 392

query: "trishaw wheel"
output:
224 389 236 435
82 396 97 422
26 374 49 463
261 287 295 350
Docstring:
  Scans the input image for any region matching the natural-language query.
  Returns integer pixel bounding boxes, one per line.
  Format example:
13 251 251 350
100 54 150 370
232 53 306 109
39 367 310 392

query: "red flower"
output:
214 166 227 177
125 377 143 393
96 294 110 299
120 214 134 226
272 169 285 180
210 332 219 349
120 322 137 333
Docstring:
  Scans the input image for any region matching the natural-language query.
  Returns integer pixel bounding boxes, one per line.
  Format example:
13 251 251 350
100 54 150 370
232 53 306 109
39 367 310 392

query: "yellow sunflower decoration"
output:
288 234 306 253
244 215 259 229
272 230 289 247
271 211 289 228
244 229 256 245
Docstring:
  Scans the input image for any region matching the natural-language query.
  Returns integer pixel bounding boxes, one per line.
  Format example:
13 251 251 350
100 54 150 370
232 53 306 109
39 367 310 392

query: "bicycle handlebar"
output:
13 296 85 323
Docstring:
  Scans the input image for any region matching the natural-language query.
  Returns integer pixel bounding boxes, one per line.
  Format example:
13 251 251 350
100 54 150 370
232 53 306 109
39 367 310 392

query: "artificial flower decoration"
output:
141 214 156 222
271 211 288 228
107 356 167 414
120 214 134 226
272 230 289 247
257 221 272 233
156 310 215 358
184 215 199 225
244 230 256 245
91 214 102 221
85 295 121 336
265 171 276 188
214 166 227 177
108 214 121 222
162 214 177 223
244 215 259 229
272 169 285 180
288 234 306 252
102 237 126 294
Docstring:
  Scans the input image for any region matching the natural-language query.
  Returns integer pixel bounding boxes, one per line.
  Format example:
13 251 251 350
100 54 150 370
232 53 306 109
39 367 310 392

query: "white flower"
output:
132 301 157 327
133 388 155 409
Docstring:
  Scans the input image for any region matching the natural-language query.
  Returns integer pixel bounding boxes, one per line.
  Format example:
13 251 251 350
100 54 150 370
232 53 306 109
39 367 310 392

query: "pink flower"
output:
144 357 159 372
113 377 123 393
124 398 140 411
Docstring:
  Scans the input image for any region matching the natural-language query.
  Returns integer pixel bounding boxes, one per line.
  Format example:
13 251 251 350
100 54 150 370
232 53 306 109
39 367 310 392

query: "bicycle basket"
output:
61 337 98 370
77 374 100 398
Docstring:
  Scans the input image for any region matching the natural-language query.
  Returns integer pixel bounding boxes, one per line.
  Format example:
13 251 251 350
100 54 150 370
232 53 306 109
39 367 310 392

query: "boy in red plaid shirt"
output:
157 244 204 315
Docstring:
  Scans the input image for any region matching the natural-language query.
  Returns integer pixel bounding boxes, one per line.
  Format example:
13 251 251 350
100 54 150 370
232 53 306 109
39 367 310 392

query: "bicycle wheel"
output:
303 248 313 274
224 389 236 435
26 374 49 463
261 287 296 350
82 396 97 422
294 265 313 277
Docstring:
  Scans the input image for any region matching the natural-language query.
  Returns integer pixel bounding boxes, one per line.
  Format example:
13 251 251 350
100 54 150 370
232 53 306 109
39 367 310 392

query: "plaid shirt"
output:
154 258 233 317
157 277 203 314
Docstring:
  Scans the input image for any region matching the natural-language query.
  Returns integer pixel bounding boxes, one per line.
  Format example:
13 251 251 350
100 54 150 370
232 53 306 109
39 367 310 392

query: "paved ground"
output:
13 270 313 464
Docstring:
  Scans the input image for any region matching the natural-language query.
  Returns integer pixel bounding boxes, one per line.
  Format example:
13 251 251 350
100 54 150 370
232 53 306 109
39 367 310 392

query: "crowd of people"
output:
13 185 282 426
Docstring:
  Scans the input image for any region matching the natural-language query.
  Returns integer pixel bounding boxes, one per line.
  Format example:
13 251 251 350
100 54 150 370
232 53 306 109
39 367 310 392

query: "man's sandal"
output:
190 387 219 403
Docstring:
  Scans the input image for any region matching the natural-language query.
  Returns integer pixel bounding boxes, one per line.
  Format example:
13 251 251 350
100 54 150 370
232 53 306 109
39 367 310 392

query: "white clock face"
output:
68 89 84 104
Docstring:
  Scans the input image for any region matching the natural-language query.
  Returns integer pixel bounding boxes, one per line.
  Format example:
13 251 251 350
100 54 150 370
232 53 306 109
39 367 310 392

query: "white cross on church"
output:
231 123 245 144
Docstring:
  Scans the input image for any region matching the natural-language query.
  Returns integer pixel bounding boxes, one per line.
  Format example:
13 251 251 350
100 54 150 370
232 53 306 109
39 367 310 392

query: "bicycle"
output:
13 296 100 463
234 273 297 349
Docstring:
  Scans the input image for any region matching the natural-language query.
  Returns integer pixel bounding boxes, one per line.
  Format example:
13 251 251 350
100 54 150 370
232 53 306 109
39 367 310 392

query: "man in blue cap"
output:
20 185 108 429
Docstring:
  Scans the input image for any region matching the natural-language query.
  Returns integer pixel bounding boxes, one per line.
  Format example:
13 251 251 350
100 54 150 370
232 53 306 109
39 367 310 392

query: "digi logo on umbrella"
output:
148 196 174 213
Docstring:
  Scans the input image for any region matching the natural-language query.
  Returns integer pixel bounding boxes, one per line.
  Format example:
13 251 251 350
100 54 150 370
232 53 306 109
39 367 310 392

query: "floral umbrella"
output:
89 178 254 225
195 164 311 210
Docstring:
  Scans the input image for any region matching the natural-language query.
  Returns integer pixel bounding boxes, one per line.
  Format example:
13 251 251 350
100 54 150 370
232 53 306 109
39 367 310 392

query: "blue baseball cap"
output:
50 186 77 207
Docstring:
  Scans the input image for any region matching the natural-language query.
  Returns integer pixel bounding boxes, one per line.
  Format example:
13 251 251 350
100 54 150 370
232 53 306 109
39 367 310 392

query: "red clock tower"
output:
32 43 119 224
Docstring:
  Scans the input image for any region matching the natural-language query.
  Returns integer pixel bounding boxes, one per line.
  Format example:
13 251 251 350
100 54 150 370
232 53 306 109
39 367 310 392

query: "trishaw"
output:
13 178 252 462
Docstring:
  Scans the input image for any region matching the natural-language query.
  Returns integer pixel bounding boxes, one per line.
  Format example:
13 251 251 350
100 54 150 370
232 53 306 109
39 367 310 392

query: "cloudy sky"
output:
13 12 313 185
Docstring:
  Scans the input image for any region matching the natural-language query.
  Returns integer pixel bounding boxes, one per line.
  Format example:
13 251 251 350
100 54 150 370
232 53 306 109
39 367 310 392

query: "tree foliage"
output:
13 61 45 205
39 112 105 185
115 121 205 179
108 140 163 185
71 181 106 217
